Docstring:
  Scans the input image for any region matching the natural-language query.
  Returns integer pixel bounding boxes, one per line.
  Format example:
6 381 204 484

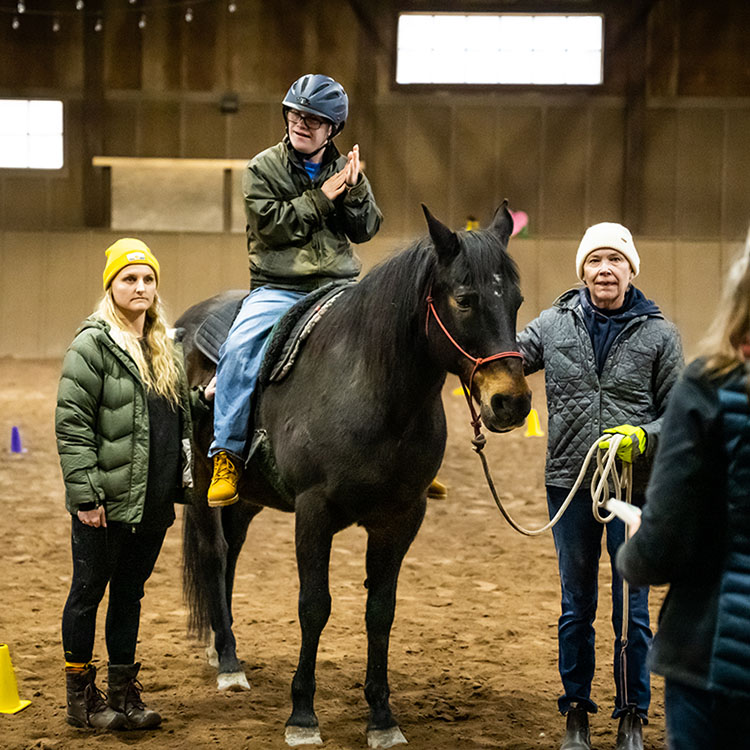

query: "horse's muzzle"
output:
474 367 532 433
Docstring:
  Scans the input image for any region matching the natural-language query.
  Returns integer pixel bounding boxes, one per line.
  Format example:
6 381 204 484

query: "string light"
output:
0 0 240 33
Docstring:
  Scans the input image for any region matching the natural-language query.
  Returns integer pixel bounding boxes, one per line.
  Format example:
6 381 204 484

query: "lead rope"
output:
466 404 634 707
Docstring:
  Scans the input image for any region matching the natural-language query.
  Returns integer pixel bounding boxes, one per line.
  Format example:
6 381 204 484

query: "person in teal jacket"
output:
617 240 750 749
55 238 213 731
207 73 382 507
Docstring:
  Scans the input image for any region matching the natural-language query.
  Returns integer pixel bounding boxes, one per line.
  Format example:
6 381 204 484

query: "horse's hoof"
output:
285 725 323 746
205 645 219 668
217 671 251 691
367 726 408 749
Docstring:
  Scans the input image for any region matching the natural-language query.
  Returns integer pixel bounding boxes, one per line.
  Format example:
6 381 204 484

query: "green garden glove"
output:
599 424 647 463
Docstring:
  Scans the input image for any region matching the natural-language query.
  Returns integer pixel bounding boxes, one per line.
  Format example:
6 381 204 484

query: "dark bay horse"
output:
178 203 531 748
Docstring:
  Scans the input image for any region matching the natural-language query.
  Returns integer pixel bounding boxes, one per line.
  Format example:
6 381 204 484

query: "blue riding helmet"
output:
282 74 348 136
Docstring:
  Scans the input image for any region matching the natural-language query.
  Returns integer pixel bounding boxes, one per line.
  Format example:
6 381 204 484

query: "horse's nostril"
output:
491 393 511 414
491 392 531 420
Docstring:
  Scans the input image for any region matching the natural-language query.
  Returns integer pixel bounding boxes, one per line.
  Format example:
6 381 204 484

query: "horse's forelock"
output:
453 229 519 290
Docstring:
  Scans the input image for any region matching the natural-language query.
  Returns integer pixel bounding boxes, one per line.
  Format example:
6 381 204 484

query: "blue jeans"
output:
547 485 652 719
210 287 305 459
664 679 750 749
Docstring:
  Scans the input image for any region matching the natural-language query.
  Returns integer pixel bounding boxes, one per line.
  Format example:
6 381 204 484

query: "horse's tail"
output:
182 504 214 641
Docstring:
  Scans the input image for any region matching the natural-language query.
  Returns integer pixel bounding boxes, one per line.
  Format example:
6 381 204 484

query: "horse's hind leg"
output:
285 495 335 746
211 501 262 691
363 498 426 749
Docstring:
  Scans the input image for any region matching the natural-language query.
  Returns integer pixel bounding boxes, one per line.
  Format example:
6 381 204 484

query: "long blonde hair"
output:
697 230 750 381
95 288 180 404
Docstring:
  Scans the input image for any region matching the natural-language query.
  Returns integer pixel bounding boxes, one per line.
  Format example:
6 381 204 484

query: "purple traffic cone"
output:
10 426 23 454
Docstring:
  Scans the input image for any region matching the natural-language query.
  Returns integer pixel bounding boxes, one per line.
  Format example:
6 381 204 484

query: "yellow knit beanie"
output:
103 238 160 289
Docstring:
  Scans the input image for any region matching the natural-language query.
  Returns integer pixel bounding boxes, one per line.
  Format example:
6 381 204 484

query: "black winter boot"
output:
560 706 591 750
615 709 643 750
65 665 128 730
107 663 162 730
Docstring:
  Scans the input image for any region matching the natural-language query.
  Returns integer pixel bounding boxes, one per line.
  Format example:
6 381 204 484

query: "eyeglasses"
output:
286 110 328 131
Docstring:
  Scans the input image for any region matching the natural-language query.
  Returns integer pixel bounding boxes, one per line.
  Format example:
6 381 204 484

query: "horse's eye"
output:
454 294 474 311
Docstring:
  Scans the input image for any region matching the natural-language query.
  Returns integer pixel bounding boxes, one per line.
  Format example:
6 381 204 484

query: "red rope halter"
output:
425 292 523 440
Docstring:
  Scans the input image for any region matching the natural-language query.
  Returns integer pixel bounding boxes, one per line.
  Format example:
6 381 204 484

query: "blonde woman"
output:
617 237 750 748
55 238 212 730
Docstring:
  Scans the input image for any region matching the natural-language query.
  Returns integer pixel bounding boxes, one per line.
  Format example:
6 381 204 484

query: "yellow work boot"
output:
207 451 241 507
427 477 447 500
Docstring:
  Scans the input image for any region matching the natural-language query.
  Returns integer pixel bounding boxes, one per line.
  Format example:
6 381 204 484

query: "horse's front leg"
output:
285 496 334 747
363 498 426 749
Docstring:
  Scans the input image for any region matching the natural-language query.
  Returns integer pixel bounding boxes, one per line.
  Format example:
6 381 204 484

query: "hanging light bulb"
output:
94 16 102 31
17 1 25 14
184 6 193 22
75 0 84 10
12 15 20 28
138 13 146 28
228 1 237 12
52 18 60 32
128 0 137 4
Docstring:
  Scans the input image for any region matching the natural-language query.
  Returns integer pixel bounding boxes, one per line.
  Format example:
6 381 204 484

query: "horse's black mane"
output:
313 226 519 374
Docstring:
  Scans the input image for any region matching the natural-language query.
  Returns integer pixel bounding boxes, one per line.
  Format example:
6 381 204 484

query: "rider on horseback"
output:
208 74 383 506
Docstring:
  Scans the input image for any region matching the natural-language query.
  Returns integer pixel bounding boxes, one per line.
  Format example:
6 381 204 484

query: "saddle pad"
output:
259 281 354 385
194 293 248 364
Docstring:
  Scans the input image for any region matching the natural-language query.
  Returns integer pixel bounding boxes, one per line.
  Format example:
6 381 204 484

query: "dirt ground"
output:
0 359 667 750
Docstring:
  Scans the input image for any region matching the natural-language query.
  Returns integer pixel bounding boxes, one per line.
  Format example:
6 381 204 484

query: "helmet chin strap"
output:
295 140 330 160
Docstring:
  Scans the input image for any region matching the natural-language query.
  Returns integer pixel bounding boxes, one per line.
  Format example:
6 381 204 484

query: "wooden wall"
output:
0 228 744 359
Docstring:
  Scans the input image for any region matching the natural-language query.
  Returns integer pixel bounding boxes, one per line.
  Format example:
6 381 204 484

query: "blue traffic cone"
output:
10 426 24 454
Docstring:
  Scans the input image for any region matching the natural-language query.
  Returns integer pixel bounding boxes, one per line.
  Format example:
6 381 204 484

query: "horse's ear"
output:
489 200 513 245
422 204 459 264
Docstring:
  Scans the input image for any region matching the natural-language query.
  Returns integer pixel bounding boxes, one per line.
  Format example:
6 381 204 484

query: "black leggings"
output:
62 516 167 665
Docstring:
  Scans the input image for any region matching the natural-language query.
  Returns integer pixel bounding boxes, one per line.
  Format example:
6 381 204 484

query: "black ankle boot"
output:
560 707 591 750
65 665 128 730
616 709 643 750
107 662 161 730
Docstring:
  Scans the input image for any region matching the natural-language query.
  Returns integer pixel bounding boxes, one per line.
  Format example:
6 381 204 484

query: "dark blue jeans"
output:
62 517 167 665
665 679 750 749
547 485 651 719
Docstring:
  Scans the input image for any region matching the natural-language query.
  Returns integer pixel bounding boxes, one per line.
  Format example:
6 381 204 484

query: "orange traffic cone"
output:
524 408 545 437
0 644 30 714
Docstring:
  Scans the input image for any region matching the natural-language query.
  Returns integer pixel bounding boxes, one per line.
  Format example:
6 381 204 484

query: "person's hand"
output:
204 375 217 402
345 144 361 187
599 424 647 463
321 168 349 201
77 506 107 528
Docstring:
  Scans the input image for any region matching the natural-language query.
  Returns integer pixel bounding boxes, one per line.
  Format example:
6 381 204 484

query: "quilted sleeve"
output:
55 331 105 512
517 314 545 375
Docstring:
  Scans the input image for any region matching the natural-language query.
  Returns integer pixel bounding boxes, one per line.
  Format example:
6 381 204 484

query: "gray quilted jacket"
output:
518 287 683 492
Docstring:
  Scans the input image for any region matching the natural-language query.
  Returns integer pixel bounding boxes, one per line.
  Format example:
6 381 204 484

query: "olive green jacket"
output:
55 317 208 524
243 138 382 291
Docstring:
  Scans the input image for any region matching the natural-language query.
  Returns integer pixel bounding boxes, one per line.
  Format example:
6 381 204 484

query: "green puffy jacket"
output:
243 138 382 291
55 317 207 524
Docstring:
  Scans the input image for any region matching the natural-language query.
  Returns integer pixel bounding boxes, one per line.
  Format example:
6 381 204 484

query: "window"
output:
0 99 64 169
396 13 603 85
